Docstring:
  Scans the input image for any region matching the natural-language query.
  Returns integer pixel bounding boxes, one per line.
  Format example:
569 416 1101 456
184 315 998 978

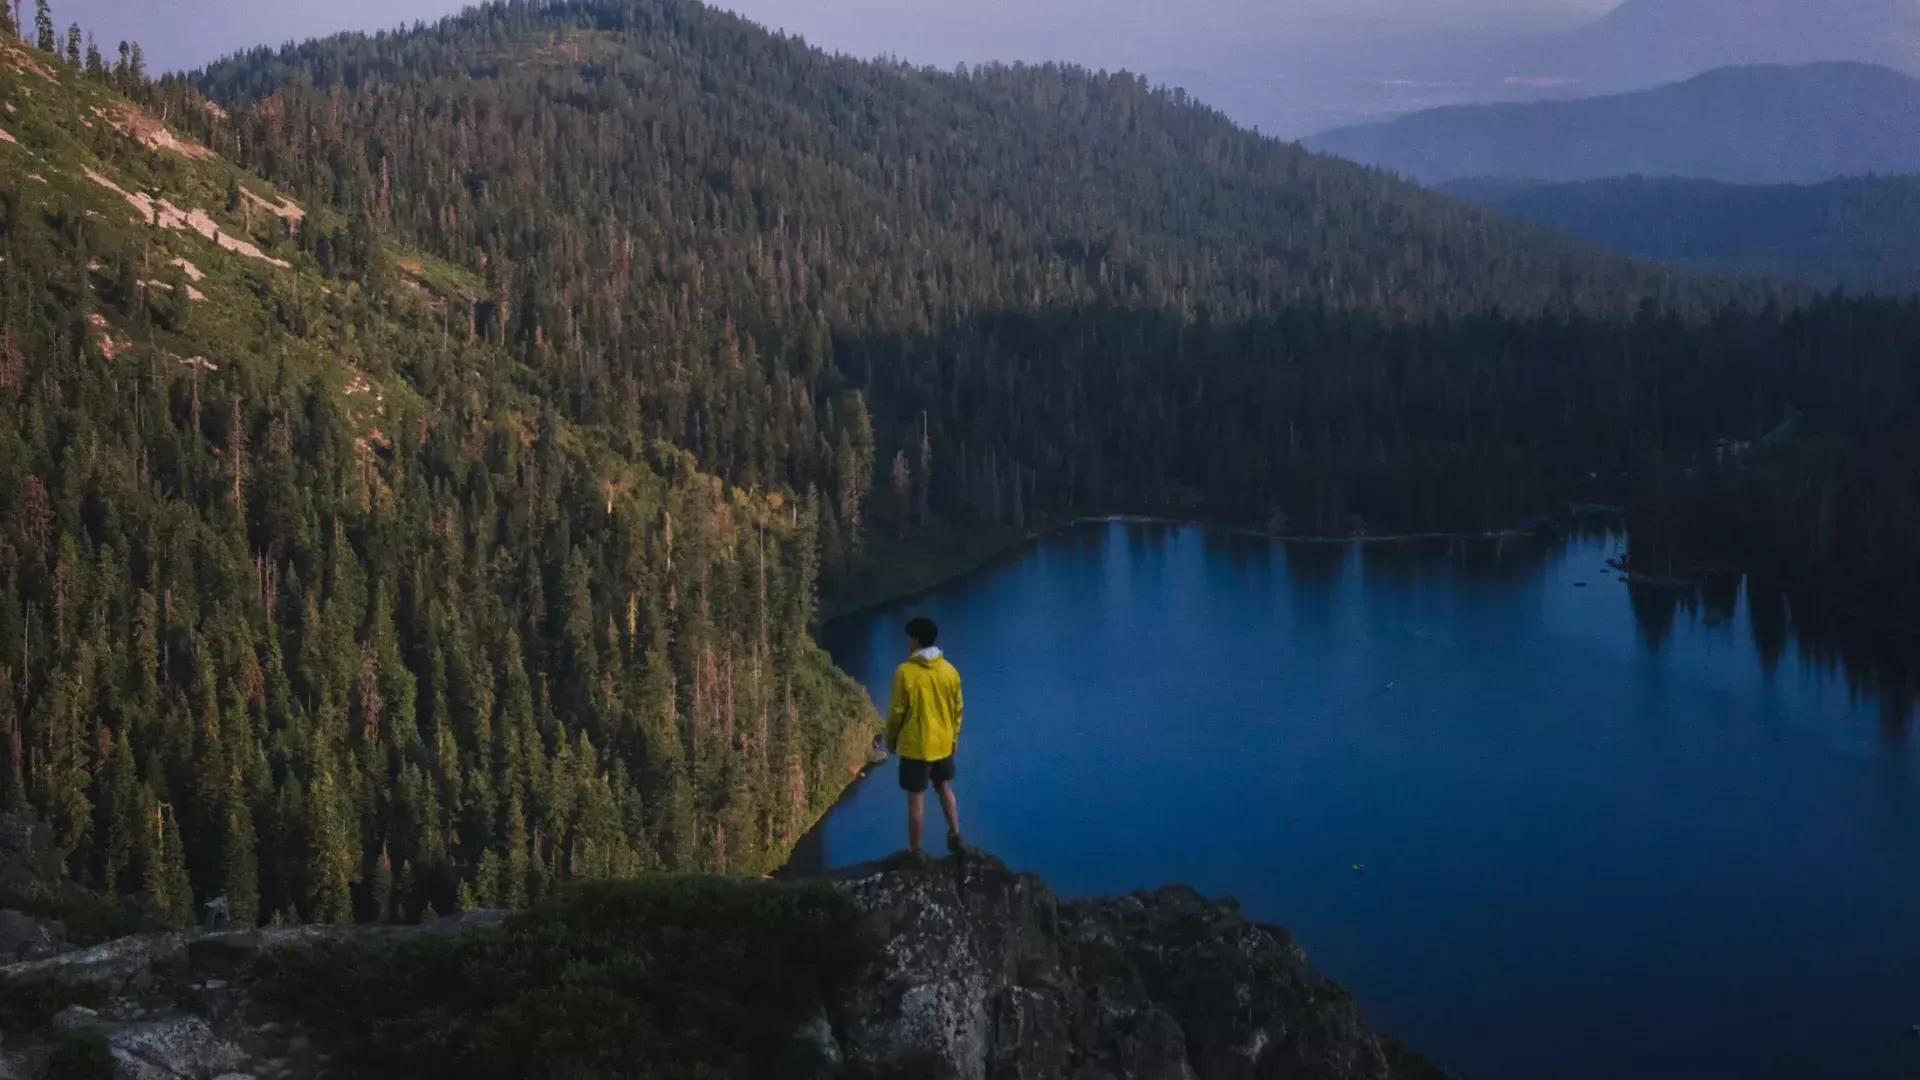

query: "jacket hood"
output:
911 646 944 665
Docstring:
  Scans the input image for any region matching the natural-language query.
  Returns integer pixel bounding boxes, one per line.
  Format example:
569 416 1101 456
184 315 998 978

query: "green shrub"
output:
0 978 109 1031
45 1031 114 1080
0 888 166 945
261 876 877 1079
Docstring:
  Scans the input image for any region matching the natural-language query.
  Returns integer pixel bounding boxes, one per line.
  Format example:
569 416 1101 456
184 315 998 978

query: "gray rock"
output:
0 909 66 962
835 853 1435 1080
187 924 366 979
211 1075 256 1080
108 1016 246 1080
0 816 61 900
432 908 508 933
2 933 186 994
50 1005 105 1036
795 1011 841 1067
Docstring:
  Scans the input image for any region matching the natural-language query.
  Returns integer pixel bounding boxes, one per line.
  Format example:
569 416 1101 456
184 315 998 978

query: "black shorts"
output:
898 756 955 793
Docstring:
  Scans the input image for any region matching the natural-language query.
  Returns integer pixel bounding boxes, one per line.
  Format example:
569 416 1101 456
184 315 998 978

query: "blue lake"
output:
792 521 1920 1080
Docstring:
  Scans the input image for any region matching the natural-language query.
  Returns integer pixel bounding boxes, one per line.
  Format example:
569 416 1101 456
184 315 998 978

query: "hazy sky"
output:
50 0 1620 76
40 0 1628 137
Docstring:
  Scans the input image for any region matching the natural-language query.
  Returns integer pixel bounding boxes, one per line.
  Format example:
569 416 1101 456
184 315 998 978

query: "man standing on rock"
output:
886 617 965 860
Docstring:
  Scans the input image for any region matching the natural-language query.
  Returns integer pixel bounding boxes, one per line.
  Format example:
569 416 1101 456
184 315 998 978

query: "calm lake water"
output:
791 522 1920 1080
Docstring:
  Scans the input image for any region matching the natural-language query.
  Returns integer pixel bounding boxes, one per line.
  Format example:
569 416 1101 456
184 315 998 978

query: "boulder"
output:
1 933 186 995
432 908 509 934
108 1017 246 1080
0 910 66 962
0 816 63 904
50 1005 105 1036
834 854 1437 1080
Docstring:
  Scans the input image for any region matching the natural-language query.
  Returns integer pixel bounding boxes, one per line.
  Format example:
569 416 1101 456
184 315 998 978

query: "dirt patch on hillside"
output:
1 42 58 83
85 168 291 269
94 102 214 161
0 127 16 146
241 186 305 227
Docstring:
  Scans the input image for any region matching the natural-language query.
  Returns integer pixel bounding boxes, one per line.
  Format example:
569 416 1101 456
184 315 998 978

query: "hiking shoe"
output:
883 848 932 871
946 829 966 856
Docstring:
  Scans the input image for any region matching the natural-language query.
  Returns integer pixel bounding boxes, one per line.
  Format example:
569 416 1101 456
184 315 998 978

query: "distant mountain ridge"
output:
1442 174 1920 291
1564 0 1920 84
1303 62 1920 185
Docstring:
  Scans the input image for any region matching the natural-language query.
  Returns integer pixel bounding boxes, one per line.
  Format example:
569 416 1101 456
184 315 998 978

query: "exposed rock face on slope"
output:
0 848 1443 1080
838 853 1444 1080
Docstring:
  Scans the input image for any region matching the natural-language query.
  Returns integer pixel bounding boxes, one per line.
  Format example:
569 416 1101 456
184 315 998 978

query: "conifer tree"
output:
145 799 194 927
97 729 140 893
302 732 356 923
220 788 259 929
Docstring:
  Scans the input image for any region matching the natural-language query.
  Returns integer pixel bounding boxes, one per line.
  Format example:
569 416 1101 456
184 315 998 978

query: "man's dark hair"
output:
905 617 939 648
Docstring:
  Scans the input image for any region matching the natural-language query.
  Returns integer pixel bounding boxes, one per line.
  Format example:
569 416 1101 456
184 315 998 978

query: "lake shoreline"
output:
818 511 1600 624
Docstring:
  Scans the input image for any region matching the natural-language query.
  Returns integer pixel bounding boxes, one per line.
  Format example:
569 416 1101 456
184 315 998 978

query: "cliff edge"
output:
0 846 1446 1080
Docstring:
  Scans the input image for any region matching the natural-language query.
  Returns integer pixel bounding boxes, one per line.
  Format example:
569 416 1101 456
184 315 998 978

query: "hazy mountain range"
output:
1235 0 1920 136
1559 0 1920 85
1303 62 1920 184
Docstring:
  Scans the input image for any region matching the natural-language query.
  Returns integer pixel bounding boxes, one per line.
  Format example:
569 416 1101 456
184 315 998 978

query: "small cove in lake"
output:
791 521 1920 1080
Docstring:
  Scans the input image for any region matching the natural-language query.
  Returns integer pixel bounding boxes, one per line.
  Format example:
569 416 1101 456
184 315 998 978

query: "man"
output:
885 616 964 860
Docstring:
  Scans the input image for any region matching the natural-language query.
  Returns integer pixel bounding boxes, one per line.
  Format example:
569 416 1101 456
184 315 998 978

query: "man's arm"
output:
885 666 908 752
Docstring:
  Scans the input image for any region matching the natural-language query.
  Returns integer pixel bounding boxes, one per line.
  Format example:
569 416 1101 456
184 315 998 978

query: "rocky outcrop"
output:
0 917 506 1080
835 853 1444 1080
0 851 1442 1080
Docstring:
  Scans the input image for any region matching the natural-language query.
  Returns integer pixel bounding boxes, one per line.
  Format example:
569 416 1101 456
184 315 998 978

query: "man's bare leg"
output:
935 780 961 840
907 790 926 854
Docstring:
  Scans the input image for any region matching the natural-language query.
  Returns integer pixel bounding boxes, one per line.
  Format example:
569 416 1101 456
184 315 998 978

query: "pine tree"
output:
97 729 140 893
220 787 259 928
32 0 51 53
369 844 393 924
0 670 21 813
62 22 77 66
302 733 356 923
145 799 194 927
500 788 530 908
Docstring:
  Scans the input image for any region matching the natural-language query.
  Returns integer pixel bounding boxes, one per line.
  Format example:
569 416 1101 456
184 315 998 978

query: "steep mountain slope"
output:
1443 174 1920 290
0 33 873 927
1306 63 1920 185
188 0 1711 329
178 0 1742 541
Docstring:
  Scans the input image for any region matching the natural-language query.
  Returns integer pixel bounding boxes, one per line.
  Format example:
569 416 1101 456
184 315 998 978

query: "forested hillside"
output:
2 0 1919 933
179 0 1742 561
184 0 1916 618
1442 174 1920 291
0 26 872 928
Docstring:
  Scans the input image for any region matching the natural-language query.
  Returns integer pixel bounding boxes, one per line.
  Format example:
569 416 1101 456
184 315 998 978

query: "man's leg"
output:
934 780 961 840
907 791 926 854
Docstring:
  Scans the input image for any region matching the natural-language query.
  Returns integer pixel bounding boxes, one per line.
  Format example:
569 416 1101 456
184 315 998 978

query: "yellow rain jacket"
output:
886 648 963 762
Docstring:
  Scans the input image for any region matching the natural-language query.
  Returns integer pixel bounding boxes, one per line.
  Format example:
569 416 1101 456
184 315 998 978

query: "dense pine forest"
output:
0 7 873 927
1442 174 1920 291
0 0 1915 927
